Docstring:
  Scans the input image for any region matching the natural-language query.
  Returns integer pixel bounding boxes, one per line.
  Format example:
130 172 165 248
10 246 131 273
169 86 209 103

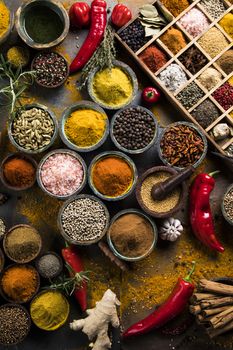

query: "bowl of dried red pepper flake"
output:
158 121 208 171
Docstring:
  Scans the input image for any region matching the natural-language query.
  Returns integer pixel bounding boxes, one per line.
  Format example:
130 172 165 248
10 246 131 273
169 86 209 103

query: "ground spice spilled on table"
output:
6 46 30 68
139 46 168 73
160 27 186 54
3 157 36 188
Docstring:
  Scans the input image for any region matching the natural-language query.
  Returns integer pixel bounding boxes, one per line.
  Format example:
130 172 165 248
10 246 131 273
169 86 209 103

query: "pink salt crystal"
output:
40 153 84 196
178 8 209 38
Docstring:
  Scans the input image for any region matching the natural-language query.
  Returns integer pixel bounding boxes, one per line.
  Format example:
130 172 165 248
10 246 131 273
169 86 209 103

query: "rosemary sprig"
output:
0 54 36 118
78 25 117 90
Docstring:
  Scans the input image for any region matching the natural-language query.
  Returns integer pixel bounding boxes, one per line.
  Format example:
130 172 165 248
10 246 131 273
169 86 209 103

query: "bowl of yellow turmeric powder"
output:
60 101 109 152
0 1 14 46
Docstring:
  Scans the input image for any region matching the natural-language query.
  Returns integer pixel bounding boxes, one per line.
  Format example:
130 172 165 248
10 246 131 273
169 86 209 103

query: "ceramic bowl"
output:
87 60 138 110
107 209 158 262
0 153 37 191
88 151 138 201
0 6 14 46
35 251 63 279
58 194 110 245
37 149 87 200
136 166 186 219
15 0 69 50
59 101 109 152
8 103 58 154
221 183 233 226
158 121 208 171
110 105 158 154
0 248 5 273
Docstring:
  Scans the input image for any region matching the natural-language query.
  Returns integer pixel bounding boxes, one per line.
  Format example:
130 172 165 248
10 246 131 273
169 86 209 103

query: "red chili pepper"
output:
123 262 195 339
70 0 107 73
142 86 161 103
190 171 224 253
111 4 132 28
62 245 87 312
69 2 91 29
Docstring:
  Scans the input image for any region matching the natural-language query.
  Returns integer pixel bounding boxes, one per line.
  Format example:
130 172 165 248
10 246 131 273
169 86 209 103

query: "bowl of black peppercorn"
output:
110 105 159 154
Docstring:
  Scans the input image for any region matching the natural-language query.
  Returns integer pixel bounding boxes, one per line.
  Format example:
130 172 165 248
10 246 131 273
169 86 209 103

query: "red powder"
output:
139 46 168 73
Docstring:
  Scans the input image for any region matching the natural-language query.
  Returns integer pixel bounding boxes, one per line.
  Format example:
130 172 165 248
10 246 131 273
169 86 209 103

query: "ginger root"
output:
70 289 120 350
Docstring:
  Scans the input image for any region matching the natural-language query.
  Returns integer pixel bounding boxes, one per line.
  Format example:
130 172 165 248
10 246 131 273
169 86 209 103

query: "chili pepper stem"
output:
208 170 220 177
147 92 153 98
65 241 70 248
183 261 196 282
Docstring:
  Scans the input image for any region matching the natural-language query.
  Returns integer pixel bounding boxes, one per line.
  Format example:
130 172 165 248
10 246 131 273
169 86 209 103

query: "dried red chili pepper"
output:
122 262 195 339
189 171 224 253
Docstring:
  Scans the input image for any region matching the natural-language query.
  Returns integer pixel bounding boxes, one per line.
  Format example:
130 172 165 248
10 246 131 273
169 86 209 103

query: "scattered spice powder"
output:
3 157 36 188
212 82 233 111
139 45 168 73
6 46 30 68
197 27 229 58
160 27 186 55
178 8 209 38
192 100 220 129
140 172 181 213
179 46 208 75
216 50 233 75
160 0 189 17
219 13 233 39
197 67 222 91
109 213 154 258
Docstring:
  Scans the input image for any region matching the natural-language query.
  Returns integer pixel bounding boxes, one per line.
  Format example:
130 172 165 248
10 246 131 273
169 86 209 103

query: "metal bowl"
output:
35 251 63 279
88 151 138 201
0 248 5 273
58 194 110 245
59 101 109 152
0 153 37 191
158 121 208 171
3 224 42 264
0 6 14 46
221 183 233 226
87 60 138 110
107 209 158 262
136 166 186 219
110 105 158 154
8 103 58 154
37 149 87 200
15 0 69 50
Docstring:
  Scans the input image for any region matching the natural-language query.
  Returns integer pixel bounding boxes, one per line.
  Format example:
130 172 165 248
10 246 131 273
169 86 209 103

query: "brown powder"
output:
109 213 154 258
160 28 187 54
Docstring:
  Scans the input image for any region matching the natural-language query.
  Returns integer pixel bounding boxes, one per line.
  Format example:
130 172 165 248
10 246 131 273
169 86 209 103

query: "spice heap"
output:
158 64 188 92
64 109 106 148
212 82 233 111
37 253 62 279
61 197 108 242
200 0 226 20
0 305 30 345
109 213 154 258
12 107 55 151
113 107 156 151
4 225 41 263
160 124 205 167
160 27 187 55
139 46 168 73
6 46 30 68
92 67 133 108
30 291 69 331
197 27 229 58
1 265 38 303
219 13 233 39
177 82 204 109
0 218 6 239
119 19 151 52
192 100 220 129
0 0 10 39
3 156 36 188
216 50 233 75
40 153 84 196
179 46 208 75
178 8 209 38
33 52 68 87
197 67 222 91
139 4 166 37
92 156 133 197
160 0 189 17
140 172 181 214
223 186 233 223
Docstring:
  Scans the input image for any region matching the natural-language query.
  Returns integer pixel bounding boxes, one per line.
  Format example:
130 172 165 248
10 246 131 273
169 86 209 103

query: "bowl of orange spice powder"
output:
88 151 137 201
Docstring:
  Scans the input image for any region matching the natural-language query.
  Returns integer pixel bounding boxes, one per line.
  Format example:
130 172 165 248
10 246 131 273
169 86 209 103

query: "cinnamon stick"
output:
201 297 233 309
191 293 218 302
208 306 233 329
197 314 212 324
208 320 233 338
202 306 230 317
98 241 129 272
199 279 233 296
189 304 202 315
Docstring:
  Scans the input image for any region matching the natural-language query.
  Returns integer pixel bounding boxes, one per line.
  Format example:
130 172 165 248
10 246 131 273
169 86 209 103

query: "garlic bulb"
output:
159 217 183 242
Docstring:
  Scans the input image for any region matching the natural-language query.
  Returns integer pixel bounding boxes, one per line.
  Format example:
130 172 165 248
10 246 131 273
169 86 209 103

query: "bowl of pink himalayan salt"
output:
37 149 87 200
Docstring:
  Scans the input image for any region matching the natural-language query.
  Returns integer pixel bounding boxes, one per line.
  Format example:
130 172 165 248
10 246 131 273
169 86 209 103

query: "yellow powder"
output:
92 67 133 108
0 1 10 39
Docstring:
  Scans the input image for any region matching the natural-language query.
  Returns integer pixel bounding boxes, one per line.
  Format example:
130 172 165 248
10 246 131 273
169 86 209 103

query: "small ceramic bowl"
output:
87 60 138 110
37 149 87 200
107 209 158 262
221 183 233 226
158 121 208 171
8 103 58 154
0 153 37 191
0 6 14 46
0 304 31 346
136 166 186 219
88 151 138 201
15 0 69 50
59 101 109 152
36 251 63 279
110 105 158 154
3 224 42 264
0 248 5 273
31 51 69 88
0 264 40 304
